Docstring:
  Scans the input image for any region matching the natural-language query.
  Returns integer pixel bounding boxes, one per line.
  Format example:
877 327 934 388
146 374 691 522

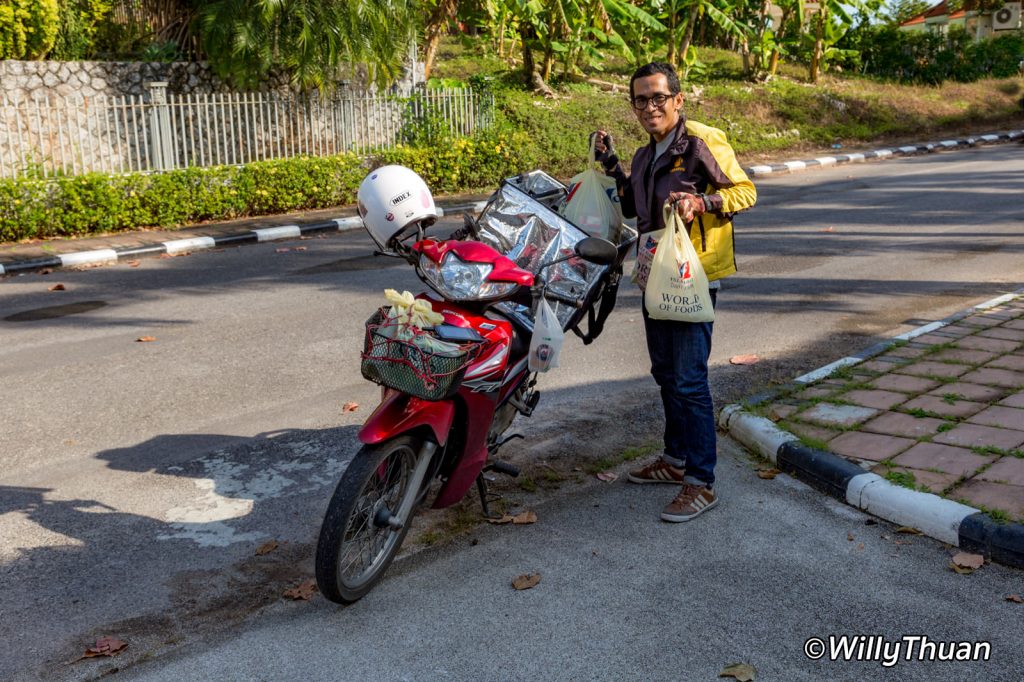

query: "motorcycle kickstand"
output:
475 474 505 520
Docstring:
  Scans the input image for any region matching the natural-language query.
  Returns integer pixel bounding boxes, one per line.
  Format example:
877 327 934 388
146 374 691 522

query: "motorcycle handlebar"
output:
540 287 586 310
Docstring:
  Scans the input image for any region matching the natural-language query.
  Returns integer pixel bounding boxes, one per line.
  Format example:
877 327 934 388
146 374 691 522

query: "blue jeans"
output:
642 290 717 487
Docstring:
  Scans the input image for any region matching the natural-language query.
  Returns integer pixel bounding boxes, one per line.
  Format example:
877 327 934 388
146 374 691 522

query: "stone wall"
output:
0 61 234 102
0 59 422 102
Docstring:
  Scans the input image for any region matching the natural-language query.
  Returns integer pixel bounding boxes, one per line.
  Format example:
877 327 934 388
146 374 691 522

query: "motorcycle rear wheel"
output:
315 435 422 604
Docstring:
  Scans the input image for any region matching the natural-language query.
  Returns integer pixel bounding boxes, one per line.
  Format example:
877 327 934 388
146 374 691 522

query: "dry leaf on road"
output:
255 540 278 556
342 402 360 413
950 552 984 574
512 511 537 525
126 260 141 268
81 636 128 659
48 283 66 291
486 514 514 524
719 662 756 681
896 526 922 535
847 532 855 542
512 573 541 590
596 471 618 482
283 579 318 600
820 226 836 233
1005 594 1023 603
729 354 759 365
756 468 779 480
276 248 291 253
136 336 157 343
295 246 308 251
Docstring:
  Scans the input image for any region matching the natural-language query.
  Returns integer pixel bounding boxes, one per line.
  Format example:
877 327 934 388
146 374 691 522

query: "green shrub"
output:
0 130 525 241
0 0 59 59
51 0 113 59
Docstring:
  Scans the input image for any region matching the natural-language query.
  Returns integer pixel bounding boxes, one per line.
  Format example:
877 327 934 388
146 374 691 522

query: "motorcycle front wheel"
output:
315 435 423 604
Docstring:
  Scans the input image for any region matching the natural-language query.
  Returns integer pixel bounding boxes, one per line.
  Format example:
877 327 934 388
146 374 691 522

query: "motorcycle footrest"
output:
485 460 520 478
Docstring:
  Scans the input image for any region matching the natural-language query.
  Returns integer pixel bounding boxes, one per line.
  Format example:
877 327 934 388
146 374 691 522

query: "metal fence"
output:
0 85 494 179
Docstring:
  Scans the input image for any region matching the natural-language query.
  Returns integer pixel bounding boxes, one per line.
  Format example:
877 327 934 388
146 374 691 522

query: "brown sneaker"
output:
627 458 685 484
661 484 718 522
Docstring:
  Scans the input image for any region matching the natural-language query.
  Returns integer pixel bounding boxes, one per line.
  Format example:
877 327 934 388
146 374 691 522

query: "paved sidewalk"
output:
723 290 1024 567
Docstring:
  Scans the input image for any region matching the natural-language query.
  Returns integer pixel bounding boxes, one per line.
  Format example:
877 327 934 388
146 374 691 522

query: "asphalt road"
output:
1 144 1022 680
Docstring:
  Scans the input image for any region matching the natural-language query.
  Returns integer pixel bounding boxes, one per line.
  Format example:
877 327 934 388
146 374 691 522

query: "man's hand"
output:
667 192 706 223
591 130 618 171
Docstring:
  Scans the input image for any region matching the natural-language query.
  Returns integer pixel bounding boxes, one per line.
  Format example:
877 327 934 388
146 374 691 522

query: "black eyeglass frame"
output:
629 92 679 111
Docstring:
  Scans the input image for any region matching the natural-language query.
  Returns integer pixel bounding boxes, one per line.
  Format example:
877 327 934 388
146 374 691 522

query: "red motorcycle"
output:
315 167 634 603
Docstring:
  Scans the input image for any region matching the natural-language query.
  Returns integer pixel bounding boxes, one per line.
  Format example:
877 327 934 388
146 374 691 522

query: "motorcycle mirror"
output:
575 237 618 266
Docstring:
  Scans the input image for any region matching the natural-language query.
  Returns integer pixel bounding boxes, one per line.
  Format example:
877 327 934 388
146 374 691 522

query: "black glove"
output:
591 132 619 172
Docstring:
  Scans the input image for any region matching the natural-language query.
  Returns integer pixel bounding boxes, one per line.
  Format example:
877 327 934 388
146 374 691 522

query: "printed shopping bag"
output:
528 297 564 372
630 228 664 290
643 204 714 323
559 137 622 242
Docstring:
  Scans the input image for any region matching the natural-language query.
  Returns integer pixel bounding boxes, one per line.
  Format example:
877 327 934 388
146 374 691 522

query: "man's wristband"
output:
698 193 713 213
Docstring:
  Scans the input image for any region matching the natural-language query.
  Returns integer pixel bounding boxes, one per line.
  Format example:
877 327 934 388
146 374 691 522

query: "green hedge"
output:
0 128 530 242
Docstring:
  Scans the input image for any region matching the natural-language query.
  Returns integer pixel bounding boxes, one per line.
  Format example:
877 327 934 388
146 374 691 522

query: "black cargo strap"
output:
572 266 622 345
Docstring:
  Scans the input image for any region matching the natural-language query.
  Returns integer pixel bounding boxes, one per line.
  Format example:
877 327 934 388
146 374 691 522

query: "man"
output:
594 62 756 522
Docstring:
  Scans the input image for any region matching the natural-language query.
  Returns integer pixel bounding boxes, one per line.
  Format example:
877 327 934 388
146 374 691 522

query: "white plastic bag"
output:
559 137 622 242
643 204 715 323
528 297 564 372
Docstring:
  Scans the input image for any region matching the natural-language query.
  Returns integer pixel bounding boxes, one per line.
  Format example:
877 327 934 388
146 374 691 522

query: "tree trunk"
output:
768 49 780 75
422 0 458 80
810 5 826 84
678 10 697 76
497 14 506 59
520 25 536 87
667 11 678 67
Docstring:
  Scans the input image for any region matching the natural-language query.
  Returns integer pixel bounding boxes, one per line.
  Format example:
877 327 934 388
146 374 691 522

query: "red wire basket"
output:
360 308 481 401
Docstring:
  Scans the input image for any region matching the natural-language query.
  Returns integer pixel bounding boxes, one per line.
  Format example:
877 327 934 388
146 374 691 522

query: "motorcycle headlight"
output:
419 252 519 301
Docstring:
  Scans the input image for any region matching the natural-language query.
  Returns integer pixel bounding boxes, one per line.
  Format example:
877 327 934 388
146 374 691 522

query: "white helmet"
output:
357 165 438 251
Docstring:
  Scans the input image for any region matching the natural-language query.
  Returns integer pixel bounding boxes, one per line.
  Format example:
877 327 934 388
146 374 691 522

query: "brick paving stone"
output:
958 367 1024 389
843 390 909 410
929 348 999 365
894 361 970 379
886 346 930 359
869 374 940 394
871 465 958 494
998 392 1024 409
978 327 1024 343
957 335 1020 353
938 324 982 338
796 386 835 399
912 333 959 346
859 359 906 372
892 442 996 477
829 431 916 462
987 354 1024 372
1003 319 1024 331
901 395 986 419
799 403 879 428
926 381 1008 403
768 403 798 421
949 480 1024 520
978 457 1024 486
933 423 1024 450
959 313 1007 328
862 411 946 438
785 421 842 445
967 405 1024 431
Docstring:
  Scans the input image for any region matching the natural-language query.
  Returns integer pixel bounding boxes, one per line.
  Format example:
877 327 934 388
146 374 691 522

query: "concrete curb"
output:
744 129 1024 178
1 129 1020 277
720 287 1024 569
0 200 490 277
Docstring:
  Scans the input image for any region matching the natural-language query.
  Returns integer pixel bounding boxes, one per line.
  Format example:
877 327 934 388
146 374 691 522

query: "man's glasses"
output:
630 93 676 111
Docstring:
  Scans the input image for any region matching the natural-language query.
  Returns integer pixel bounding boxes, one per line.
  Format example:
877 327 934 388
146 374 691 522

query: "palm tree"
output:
195 0 416 91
